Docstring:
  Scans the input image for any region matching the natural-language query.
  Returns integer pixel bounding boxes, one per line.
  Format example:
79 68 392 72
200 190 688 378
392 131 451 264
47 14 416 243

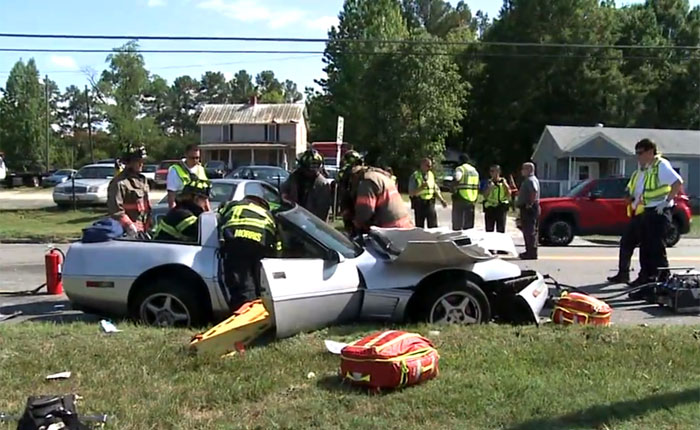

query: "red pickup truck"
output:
154 159 179 189
539 177 692 247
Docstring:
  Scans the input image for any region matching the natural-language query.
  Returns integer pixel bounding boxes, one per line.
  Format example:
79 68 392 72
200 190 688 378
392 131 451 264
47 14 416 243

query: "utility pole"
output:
45 74 50 173
85 85 94 163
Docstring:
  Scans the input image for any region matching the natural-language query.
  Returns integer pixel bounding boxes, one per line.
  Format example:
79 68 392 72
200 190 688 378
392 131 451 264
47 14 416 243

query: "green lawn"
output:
1 323 699 430
0 207 104 242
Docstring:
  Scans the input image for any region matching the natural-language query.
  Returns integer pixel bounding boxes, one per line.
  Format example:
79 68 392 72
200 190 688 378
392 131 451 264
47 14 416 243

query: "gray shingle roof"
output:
546 125 700 156
197 103 304 125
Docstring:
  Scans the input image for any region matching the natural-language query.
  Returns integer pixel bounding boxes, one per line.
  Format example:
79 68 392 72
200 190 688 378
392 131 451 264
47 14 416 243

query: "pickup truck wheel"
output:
418 279 490 325
132 279 207 327
664 219 681 248
547 219 574 246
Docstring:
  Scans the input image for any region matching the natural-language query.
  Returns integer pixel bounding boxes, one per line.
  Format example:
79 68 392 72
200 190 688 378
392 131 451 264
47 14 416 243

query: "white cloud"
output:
223 71 234 81
306 15 338 31
50 55 78 70
147 0 166 6
197 0 305 28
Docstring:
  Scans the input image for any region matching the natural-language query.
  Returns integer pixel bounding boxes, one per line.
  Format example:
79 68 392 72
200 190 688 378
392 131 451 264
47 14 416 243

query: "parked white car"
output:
62 204 548 336
53 164 114 207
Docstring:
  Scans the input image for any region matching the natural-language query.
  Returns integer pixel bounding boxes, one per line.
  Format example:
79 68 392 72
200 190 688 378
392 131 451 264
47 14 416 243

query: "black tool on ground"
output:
0 394 108 430
634 268 700 314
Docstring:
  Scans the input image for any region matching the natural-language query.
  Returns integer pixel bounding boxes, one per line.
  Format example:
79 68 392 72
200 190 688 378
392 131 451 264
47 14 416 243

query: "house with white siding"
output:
197 97 308 170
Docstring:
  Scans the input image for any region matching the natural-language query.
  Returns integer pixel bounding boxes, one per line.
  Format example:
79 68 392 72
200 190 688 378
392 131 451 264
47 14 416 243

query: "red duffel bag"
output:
340 330 439 390
552 291 613 326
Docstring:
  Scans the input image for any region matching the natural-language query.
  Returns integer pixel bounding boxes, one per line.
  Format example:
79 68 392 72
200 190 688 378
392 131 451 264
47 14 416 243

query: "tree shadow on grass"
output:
505 387 700 430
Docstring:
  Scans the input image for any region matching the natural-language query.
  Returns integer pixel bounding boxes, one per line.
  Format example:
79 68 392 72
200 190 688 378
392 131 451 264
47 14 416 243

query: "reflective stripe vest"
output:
625 155 672 217
170 162 208 189
484 179 510 208
455 163 479 202
412 171 436 200
219 201 280 252
154 214 198 242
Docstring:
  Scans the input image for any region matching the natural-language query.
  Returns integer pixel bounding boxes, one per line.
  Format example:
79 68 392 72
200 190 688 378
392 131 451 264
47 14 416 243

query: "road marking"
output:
536 256 700 261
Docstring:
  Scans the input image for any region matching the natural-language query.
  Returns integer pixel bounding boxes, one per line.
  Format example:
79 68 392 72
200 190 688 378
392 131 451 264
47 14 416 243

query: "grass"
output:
1 323 699 430
0 207 104 242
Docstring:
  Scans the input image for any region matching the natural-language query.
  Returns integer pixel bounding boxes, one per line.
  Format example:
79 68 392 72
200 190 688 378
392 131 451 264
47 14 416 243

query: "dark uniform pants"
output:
414 198 438 229
640 208 670 279
520 204 540 257
222 238 267 310
484 205 508 233
452 197 475 230
617 214 643 276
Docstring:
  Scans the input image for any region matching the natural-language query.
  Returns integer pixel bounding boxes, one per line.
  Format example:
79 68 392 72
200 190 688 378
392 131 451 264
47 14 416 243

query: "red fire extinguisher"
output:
45 248 65 295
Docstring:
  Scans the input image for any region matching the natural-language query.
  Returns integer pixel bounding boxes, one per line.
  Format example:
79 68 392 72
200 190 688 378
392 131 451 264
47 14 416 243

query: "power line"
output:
0 32 699 51
0 48 325 54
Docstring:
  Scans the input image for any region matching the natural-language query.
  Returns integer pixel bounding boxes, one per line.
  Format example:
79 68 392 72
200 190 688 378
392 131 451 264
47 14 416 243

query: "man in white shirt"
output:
0 153 6 182
627 138 683 287
166 144 208 210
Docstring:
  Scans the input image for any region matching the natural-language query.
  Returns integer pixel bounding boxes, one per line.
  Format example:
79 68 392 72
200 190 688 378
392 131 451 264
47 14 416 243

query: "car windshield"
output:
210 182 237 204
279 206 363 259
75 166 113 179
143 165 157 173
254 167 288 181
55 169 73 176
566 179 593 197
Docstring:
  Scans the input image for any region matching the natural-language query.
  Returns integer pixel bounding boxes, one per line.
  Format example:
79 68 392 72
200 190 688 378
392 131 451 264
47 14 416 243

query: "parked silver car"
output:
62 204 548 336
53 164 114 207
43 169 77 187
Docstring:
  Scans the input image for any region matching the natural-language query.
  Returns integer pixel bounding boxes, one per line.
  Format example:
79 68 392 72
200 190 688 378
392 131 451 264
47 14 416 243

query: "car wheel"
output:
131 278 207 327
664 219 681 248
547 219 574 246
418 279 491 325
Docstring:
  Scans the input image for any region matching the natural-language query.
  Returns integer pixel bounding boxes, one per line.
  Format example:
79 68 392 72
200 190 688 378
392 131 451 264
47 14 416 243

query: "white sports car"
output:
62 204 548 338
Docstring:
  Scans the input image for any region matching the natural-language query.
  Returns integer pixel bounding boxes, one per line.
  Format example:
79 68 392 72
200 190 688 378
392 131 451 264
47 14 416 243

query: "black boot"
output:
607 272 630 283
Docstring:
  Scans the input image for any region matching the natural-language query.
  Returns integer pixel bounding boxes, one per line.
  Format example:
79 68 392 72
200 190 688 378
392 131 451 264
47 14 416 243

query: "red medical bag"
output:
552 291 613 326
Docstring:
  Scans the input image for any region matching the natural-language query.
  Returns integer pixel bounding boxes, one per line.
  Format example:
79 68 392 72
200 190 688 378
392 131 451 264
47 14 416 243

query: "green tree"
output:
283 80 303 103
0 59 46 170
143 75 171 132
169 75 200 136
402 0 474 38
255 70 285 103
230 69 255 102
199 71 230 104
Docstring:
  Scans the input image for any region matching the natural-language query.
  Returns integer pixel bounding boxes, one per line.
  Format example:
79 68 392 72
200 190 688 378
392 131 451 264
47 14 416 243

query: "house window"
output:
265 124 279 142
222 125 230 142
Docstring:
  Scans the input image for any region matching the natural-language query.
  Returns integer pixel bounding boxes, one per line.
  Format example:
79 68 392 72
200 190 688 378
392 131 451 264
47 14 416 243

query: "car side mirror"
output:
589 190 602 200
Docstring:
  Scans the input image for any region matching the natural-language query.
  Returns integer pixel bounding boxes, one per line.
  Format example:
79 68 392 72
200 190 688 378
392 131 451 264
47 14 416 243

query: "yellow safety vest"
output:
170 162 208 189
154 215 198 242
484 179 510 208
219 202 281 251
625 155 672 217
413 171 436 200
455 163 479 202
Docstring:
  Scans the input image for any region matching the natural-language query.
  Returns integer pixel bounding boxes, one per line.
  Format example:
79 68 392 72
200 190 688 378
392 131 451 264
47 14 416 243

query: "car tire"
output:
130 277 208 327
417 278 491 325
546 219 574 246
664 219 681 248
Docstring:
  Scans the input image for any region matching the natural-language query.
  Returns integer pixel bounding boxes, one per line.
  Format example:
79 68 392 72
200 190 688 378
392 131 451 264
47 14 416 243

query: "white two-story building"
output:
197 98 308 170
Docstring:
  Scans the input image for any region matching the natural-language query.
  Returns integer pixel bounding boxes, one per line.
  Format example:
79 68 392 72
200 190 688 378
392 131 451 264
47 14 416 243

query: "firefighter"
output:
409 157 447 229
218 195 281 309
385 166 397 186
346 165 414 235
337 150 365 231
452 154 480 230
166 143 208 210
482 164 511 233
153 179 211 243
107 145 151 237
281 148 333 221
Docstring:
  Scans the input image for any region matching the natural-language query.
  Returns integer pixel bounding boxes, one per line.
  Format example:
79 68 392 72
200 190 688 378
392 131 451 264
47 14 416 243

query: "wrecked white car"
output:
62 205 548 337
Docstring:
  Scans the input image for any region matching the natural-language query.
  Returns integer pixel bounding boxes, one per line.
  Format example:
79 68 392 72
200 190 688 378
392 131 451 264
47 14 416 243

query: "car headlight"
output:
88 186 99 193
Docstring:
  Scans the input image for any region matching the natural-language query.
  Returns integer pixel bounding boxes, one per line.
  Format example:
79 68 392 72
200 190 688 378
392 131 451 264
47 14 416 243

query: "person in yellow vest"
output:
409 158 447 229
482 164 511 233
452 154 480 230
166 143 208 210
622 139 683 288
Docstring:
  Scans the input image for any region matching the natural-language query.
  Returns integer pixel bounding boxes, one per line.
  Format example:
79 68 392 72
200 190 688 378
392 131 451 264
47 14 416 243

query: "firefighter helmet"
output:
122 144 147 162
243 194 270 211
297 149 324 169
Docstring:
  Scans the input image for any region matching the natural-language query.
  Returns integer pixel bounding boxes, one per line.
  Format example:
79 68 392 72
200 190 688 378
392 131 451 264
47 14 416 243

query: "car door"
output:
577 179 627 234
258 221 362 338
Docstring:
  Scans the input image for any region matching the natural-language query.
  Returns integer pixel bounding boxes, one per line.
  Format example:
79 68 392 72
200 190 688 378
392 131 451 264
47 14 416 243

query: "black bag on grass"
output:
17 394 89 430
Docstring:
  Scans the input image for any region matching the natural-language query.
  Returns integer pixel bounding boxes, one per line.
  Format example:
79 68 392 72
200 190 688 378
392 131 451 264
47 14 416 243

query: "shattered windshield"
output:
279 206 363 259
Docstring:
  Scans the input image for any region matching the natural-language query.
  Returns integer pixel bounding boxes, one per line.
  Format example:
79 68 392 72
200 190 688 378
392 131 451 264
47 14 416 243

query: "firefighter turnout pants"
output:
222 238 268 310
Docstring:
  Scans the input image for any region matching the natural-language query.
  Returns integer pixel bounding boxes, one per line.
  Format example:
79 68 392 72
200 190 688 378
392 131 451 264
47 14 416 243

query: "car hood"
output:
56 179 110 188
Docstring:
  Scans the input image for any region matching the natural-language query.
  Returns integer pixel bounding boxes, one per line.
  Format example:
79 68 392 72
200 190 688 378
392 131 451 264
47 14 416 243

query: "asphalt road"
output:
2 236 699 326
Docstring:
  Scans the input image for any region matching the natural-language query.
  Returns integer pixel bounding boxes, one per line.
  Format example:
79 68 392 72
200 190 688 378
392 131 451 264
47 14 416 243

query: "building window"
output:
265 124 279 142
222 125 230 142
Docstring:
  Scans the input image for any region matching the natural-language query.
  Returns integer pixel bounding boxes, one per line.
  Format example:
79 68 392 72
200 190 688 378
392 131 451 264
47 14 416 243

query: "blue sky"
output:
1 0 699 94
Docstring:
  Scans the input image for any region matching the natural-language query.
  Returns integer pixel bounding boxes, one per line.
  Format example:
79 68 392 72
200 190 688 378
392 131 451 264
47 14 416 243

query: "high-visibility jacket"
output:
412 171 436 200
219 200 281 253
484 178 510 208
169 161 208 190
153 201 202 243
107 170 151 232
455 163 479 202
625 155 672 217
391 175 397 185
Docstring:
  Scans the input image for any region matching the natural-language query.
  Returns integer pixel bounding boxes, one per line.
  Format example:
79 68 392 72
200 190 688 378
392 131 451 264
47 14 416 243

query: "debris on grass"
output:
45 371 71 380
99 320 121 333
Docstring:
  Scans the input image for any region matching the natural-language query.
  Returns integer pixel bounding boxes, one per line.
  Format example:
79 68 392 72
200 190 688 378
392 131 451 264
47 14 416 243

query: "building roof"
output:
197 103 305 125
544 125 700 156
